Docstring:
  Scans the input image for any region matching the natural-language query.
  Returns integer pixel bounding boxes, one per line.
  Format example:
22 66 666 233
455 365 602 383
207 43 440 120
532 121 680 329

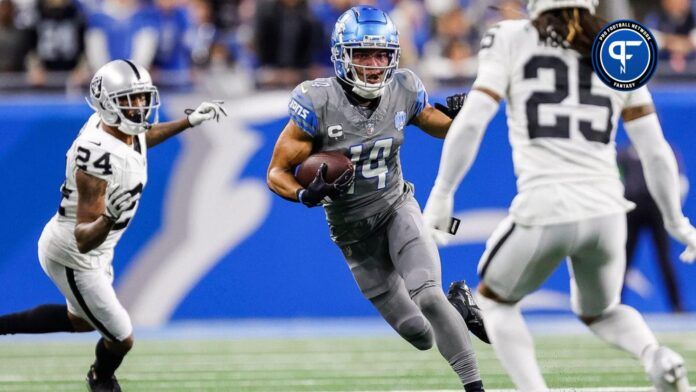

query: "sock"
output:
450 350 484 389
464 380 484 392
412 286 482 387
0 305 75 335
477 294 548 392
586 304 659 365
93 338 126 380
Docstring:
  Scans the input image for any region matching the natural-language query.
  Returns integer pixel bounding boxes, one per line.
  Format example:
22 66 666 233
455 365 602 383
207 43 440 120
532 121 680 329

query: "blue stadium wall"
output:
1 87 694 325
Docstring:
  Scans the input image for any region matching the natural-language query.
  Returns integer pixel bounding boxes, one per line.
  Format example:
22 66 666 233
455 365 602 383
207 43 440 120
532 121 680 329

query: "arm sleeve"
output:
624 112 684 226
471 24 510 98
431 89 501 195
409 71 429 120
288 84 319 137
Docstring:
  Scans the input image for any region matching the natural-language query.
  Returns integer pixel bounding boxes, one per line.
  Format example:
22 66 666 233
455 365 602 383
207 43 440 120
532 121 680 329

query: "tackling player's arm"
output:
267 119 314 202
74 170 113 254
622 102 696 261
423 22 508 238
145 101 227 148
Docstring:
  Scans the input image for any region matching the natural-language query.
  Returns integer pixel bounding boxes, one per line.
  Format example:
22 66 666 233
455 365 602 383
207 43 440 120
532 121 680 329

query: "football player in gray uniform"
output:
0 59 226 392
267 6 485 391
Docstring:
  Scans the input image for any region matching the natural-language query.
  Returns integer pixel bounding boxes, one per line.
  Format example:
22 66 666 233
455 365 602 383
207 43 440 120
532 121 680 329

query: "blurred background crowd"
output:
0 0 695 95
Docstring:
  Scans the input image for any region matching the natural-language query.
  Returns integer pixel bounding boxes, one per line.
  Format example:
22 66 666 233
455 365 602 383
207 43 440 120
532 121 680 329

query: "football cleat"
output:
86 365 122 392
645 346 690 392
447 280 490 344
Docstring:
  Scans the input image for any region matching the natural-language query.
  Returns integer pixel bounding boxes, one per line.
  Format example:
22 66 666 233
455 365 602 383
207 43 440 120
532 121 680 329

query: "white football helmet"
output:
87 59 160 135
527 0 598 19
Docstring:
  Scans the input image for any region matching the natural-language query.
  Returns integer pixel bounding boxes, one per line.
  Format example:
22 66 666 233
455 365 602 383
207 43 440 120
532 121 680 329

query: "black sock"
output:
464 380 484 392
93 338 126 380
0 304 75 335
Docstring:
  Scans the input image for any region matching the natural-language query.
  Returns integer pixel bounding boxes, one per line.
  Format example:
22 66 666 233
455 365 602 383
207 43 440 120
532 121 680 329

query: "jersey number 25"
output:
524 56 614 144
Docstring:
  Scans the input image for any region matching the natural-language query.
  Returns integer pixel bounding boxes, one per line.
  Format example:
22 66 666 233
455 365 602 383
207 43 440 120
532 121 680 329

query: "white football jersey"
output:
41 113 148 270
474 20 653 225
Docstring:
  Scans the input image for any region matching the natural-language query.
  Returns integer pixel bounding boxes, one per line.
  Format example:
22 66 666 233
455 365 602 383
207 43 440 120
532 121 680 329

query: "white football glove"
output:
423 189 455 246
187 100 228 127
665 217 696 263
104 186 140 221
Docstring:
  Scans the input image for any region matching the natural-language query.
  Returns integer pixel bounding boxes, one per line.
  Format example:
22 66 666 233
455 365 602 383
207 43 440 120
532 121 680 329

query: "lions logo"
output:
90 76 103 100
394 111 406 132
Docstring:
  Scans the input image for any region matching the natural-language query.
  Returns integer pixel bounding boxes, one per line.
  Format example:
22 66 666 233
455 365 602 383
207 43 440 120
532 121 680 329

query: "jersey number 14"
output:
347 138 393 194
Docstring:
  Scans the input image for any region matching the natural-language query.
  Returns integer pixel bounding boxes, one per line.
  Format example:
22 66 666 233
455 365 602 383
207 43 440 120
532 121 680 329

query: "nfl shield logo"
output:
366 121 375 135
394 111 406 131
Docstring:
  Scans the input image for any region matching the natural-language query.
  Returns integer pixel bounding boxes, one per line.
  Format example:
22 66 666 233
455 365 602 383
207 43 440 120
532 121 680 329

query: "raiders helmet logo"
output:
90 76 103 99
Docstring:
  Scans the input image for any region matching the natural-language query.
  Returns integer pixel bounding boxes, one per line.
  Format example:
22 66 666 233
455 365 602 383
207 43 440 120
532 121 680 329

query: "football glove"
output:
434 93 467 119
104 186 140 221
297 163 354 208
423 189 455 246
665 217 696 263
187 100 228 127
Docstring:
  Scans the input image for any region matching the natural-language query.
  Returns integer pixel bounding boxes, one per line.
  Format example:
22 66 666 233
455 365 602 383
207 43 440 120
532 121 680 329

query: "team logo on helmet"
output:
591 20 658 91
90 76 103 99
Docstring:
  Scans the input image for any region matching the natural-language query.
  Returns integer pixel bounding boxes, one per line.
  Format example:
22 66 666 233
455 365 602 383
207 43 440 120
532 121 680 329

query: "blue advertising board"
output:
0 86 694 326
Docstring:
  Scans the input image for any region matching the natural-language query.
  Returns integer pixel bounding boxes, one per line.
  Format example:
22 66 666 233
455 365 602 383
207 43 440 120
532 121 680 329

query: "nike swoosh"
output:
300 84 308 94
89 141 102 146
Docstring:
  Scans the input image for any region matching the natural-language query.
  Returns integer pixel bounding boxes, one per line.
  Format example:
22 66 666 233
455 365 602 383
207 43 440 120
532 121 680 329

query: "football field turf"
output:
0 331 694 391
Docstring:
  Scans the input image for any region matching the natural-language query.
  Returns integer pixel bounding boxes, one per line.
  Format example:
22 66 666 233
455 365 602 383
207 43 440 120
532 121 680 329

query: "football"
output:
295 151 353 188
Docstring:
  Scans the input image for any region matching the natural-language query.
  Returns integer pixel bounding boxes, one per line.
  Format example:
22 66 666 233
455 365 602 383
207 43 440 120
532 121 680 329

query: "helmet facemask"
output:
335 45 400 99
98 85 160 136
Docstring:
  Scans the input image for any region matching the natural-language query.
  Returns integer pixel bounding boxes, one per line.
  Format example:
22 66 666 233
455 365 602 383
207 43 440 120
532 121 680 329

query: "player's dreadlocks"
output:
532 8 606 59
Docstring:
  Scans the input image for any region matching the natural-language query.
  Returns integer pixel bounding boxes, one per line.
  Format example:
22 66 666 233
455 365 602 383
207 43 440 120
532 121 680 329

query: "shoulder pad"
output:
289 82 321 137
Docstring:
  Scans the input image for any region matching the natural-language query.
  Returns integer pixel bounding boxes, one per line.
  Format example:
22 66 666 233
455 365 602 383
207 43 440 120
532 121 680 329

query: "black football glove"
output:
297 163 355 208
434 93 467 119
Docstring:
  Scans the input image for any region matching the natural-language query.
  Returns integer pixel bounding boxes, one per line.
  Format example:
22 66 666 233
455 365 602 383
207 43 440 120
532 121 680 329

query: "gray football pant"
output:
337 196 479 372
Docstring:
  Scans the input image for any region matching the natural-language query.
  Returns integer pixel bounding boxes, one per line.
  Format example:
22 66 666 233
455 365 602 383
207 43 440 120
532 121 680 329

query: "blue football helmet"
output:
330 6 400 99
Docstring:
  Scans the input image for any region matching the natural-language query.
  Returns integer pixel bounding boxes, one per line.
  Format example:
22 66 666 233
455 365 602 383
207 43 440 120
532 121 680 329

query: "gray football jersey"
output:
289 69 429 225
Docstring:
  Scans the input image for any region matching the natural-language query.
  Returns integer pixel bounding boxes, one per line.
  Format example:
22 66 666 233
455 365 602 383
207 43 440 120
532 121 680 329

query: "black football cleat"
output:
447 280 490 344
86 365 122 392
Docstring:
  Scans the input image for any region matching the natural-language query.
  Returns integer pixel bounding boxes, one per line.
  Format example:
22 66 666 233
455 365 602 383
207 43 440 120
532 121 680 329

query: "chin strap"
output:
352 84 384 99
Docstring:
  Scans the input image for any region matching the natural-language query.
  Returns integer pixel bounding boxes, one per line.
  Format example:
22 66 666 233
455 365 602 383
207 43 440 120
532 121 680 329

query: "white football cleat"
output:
645 346 690 392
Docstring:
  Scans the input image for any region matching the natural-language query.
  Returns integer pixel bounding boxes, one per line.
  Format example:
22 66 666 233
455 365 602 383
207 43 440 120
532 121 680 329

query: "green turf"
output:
0 333 693 391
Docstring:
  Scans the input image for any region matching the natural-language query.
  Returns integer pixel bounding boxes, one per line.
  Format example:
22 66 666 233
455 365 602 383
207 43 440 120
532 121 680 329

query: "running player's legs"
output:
39 250 134 385
476 217 575 392
338 229 432 350
386 196 483 390
568 214 690 391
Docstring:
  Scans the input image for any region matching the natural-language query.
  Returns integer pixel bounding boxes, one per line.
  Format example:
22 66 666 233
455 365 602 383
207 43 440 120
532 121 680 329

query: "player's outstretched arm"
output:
623 104 696 262
145 101 227 148
267 119 314 202
423 88 500 244
411 104 454 139
73 170 114 253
